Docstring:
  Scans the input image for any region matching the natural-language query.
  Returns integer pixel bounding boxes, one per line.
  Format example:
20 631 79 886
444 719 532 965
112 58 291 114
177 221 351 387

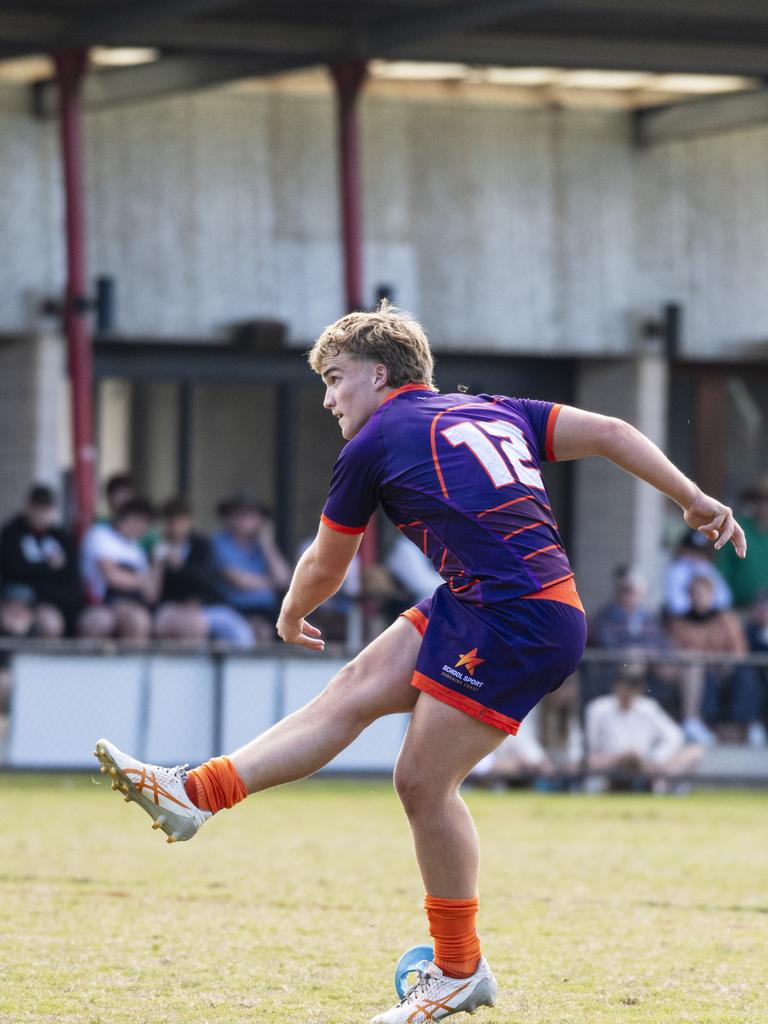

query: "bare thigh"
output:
397 691 507 792
326 614 424 720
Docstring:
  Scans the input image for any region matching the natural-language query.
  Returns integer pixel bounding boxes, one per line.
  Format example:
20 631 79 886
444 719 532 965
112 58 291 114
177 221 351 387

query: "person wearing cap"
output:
0 484 83 636
717 475 768 609
663 528 733 617
211 494 291 643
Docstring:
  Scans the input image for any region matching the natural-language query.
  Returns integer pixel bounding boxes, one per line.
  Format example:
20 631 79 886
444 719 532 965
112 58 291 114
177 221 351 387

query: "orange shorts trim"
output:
320 513 366 535
401 606 429 636
523 575 584 613
411 670 521 735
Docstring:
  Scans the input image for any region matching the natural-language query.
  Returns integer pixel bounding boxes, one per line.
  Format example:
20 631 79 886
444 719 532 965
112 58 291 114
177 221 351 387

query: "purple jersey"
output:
321 384 573 604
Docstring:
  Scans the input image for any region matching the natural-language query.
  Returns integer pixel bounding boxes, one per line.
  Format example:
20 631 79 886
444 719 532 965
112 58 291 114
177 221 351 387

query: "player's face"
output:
321 355 388 439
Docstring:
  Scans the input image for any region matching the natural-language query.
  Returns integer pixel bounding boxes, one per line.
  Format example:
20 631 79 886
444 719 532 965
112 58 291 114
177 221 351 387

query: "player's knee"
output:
323 660 375 721
393 758 431 818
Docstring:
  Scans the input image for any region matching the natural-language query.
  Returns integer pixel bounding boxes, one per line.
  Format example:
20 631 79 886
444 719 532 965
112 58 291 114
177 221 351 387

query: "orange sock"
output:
184 756 248 813
424 894 482 979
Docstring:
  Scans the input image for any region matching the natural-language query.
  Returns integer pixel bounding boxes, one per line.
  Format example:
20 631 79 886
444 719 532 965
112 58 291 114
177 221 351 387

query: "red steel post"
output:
330 61 368 313
53 49 96 538
330 62 379 612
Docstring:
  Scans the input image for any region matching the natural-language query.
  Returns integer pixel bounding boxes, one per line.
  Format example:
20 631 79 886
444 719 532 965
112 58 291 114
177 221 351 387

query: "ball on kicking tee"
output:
395 944 434 997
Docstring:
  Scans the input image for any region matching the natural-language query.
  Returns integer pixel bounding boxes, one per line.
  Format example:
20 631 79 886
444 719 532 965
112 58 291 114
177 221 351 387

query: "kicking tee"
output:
321 384 573 605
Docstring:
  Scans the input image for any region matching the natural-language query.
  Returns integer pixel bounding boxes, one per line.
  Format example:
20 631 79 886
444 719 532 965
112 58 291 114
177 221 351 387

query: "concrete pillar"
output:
571 351 669 613
0 331 68 522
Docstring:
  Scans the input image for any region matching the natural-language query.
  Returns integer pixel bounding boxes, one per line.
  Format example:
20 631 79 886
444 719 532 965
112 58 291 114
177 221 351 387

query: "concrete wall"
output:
2 78 768 357
0 332 68 523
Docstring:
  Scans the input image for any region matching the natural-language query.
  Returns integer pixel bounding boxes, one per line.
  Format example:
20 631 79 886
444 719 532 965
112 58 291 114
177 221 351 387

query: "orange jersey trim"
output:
320 513 366 535
522 543 559 561
522 574 584 613
401 606 429 637
544 403 562 462
412 671 521 735
381 382 437 405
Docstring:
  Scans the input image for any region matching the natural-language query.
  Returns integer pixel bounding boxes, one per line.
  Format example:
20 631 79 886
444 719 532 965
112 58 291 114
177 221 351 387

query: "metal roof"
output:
5 1 768 67
2 1 768 111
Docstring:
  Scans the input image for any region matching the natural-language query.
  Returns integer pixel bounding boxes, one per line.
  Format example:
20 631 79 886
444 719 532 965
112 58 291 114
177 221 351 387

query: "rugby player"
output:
95 302 745 1023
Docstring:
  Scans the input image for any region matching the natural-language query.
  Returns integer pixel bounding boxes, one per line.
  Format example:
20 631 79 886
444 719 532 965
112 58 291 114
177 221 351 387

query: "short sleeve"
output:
500 397 562 462
321 429 384 534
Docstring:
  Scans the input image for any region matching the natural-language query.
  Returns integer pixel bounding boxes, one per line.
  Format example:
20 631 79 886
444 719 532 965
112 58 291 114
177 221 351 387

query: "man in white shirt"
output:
585 672 702 784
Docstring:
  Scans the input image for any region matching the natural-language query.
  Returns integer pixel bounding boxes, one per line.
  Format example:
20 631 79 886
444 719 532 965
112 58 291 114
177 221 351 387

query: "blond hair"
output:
308 300 435 388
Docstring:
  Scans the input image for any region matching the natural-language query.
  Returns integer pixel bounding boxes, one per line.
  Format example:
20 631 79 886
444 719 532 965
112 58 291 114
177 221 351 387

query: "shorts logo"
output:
455 648 485 676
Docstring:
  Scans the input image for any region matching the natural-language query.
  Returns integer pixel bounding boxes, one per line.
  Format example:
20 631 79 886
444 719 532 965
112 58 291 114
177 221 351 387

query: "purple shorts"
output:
401 577 586 734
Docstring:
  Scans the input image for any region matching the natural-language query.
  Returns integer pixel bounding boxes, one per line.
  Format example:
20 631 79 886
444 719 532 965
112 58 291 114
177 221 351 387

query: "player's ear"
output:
372 363 389 391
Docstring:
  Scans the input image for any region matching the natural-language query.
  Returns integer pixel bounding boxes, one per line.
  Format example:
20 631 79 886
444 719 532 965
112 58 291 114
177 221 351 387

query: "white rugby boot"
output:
371 957 497 1023
94 738 211 844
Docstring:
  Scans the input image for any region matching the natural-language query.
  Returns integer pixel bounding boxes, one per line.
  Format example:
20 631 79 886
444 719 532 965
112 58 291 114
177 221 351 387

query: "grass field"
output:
1 775 767 1024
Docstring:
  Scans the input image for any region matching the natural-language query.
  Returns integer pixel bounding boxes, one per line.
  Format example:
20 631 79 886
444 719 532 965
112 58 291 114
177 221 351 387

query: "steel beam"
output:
392 29 768 75
34 53 302 117
635 88 768 144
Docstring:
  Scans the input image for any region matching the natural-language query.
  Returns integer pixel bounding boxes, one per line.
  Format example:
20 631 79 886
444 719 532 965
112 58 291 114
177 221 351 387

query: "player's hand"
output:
276 613 325 651
683 489 747 558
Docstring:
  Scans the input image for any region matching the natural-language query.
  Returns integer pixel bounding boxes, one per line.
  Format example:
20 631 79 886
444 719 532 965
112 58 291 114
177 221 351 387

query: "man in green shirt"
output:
718 476 768 607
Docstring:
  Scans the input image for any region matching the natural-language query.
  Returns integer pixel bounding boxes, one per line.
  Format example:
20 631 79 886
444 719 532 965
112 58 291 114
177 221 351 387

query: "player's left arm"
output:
276 522 363 650
550 405 747 558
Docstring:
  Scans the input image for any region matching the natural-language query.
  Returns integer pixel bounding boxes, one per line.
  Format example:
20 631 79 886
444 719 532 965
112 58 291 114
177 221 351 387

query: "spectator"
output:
668 575 763 746
78 498 160 644
745 592 768 745
589 567 684 715
717 475 768 609
385 533 443 604
153 498 254 648
0 485 82 636
0 583 39 754
663 529 732 616
474 708 555 781
585 672 702 791
212 495 291 643
591 567 666 650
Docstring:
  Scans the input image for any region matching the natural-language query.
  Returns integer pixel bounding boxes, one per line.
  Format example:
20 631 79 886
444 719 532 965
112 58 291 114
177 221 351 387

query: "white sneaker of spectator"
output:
682 718 717 747
746 721 767 748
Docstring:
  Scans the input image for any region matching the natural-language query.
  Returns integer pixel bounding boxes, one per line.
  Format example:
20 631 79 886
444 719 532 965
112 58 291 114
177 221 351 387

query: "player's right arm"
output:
550 405 746 558
276 522 363 651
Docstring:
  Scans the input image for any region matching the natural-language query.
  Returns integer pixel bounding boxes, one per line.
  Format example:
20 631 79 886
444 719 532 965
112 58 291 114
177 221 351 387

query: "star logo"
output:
455 648 485 676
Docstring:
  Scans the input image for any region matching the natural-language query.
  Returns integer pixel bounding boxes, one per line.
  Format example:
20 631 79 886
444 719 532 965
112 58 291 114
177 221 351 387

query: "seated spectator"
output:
591 567 666 650
153 498 254 648
0 484 82 636
0 583 38 740
585 672 702 792
668 575 763 746
588 567 684 716
474 708 555 781
212 495 291 643
717 475 768 609
663 529 732 616
78 499 160 644
745 592 768 746
385 533 443 604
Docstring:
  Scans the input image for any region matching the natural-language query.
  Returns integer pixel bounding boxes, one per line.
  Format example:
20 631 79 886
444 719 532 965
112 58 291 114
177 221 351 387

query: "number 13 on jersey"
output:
441 419 545 489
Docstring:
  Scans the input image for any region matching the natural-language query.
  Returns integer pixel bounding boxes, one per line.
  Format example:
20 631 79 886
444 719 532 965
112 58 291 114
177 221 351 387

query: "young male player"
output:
95 302 746 1023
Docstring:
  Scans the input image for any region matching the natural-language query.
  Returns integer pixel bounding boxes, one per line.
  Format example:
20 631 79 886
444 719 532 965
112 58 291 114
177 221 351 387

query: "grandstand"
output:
0 1 766 783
